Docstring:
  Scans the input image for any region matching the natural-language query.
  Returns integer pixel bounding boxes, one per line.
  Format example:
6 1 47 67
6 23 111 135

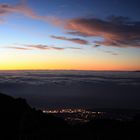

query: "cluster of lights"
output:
43 109 85 114
42 108 104 114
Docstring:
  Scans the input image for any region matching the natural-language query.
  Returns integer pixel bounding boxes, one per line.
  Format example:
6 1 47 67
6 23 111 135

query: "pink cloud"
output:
0 2 63 25
65 16 140 48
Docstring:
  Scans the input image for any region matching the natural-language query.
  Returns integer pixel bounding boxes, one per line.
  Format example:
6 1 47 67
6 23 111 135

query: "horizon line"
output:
0 69 139 72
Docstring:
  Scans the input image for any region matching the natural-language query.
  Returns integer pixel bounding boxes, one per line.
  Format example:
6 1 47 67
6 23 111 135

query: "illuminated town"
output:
42 109 104 123
41 108 138 124
42 108 103 114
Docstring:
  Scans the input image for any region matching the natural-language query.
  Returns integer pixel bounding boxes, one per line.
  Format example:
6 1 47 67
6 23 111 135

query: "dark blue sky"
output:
24 0 140 20
3 0 139 19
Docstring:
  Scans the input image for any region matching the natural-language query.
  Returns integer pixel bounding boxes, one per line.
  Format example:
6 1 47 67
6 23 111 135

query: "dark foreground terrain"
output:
0 93 140 140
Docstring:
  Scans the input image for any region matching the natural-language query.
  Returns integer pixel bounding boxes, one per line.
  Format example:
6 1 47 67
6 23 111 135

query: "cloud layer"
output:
0 71 140 108
65 16 140 48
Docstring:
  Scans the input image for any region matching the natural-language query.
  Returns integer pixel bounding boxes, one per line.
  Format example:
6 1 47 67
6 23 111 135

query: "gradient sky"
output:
0 0 140 70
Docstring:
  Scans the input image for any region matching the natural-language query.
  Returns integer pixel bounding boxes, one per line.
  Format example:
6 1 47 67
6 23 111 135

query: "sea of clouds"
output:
0 70 140 109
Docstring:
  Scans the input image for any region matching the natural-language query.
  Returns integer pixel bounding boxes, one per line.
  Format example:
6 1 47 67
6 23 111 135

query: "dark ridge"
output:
0 93 68 140
134 70 140 72
0 92 140 140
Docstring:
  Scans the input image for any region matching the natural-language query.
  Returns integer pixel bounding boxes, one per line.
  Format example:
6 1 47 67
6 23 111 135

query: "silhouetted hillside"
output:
0 93 68 140
0 93 140 140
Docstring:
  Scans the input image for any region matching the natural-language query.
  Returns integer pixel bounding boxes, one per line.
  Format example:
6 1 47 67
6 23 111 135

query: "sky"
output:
0 0 140 70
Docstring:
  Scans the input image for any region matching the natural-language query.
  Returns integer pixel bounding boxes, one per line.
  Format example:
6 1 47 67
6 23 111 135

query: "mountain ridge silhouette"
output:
0 92 140 140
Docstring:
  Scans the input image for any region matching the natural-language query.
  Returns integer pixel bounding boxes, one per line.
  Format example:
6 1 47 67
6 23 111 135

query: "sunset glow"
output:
0 0 140 70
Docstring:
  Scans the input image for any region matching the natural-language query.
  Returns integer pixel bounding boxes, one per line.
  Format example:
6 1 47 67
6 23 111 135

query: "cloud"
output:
50 46 65 50
67 47 82 50
0 1 63 25
23 44 65 50
65 16 140 48
7 46 31 50
93 44 101 48
51 35 89 45
0 3 38 18
24 44 50 50
1 2 140 49
102 50 118 55
0 71 140 109
7 44 81 51
92 45 118 55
